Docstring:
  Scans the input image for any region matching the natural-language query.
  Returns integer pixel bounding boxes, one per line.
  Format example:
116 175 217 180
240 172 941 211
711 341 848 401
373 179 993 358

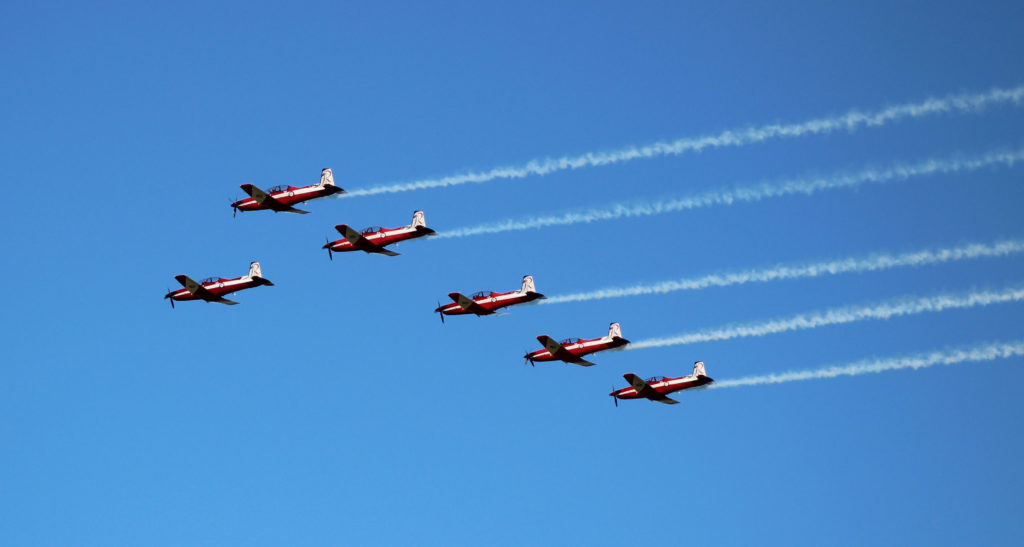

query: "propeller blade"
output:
325 237 333 261
165 289 175 309
436 301 445 324
612 387 618 407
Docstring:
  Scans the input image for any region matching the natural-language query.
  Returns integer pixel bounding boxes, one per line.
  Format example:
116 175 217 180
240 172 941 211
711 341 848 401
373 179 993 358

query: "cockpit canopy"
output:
362 226 384 234
471 291 494 299
268 185 290 193
201 277 219 284
560 337 580 345
646 376 666 383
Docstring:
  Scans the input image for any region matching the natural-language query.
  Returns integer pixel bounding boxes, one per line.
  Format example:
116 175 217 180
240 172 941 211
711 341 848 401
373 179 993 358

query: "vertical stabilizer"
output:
412 210 427 228
693 360 707 377
608 322 622 340
521 275 537 294
248 261 263 279
320 168 335 186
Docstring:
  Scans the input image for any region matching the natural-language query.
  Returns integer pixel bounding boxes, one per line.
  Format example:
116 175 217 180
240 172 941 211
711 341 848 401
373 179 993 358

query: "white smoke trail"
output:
709 340 1024 389
436 147 1024 238
544 239 1024 304
346 85 1024 198
627 286 1024 350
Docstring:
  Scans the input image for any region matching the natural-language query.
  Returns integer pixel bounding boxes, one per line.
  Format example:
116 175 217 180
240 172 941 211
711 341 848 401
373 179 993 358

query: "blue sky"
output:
3 1 1024 544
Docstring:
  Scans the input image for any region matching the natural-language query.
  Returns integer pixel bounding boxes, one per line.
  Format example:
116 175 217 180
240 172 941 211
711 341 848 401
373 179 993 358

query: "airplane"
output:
164 261 273 308
231 168 345 216
524 322 630 366
323 210 436 259
609 361 714 406
434 275 545 322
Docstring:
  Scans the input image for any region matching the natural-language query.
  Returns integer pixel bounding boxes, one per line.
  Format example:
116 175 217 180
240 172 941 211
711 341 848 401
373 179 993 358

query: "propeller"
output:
165 289 175 309
436 301 445 324
324 237 334 261
611 387 618 407
524 353 535 367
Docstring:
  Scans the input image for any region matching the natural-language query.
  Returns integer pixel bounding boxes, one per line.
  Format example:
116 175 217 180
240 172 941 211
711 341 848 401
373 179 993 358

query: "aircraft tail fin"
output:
521 275 537 294
412 210 427 228
247 261 274 285
608 322 623 340
319 168 335 186
412 210 436 235
693 360 707 378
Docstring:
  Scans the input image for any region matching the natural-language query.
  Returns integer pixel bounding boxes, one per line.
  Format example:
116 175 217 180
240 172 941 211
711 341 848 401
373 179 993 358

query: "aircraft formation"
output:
167 168 711 405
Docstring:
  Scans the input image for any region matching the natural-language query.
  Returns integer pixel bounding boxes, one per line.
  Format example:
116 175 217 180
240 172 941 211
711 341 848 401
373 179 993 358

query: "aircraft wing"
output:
335 224 400 256
240 184 310 214
624 373 679 404
537 335 596 366
174 275 240 305
449 292 494 316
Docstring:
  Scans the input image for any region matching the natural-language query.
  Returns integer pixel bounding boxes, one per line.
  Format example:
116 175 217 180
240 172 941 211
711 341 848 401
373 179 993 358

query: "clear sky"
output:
3 1 1024 545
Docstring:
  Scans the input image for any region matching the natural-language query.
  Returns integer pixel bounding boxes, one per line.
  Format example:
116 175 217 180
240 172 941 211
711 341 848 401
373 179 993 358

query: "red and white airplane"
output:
434 275 545 322
524 322 630 366
323 210 436 258
231 168 345 216
164 261 273 308
609 361 714 406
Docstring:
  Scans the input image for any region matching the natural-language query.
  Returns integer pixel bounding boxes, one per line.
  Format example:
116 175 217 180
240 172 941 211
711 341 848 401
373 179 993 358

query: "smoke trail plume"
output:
628 286 1024 350
543 239 1024 304
346 85 1024 198
435 147 1024 238
709 340 1024 389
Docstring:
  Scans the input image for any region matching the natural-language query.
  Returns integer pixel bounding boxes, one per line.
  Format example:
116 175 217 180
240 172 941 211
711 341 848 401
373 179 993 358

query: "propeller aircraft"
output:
609 361 714 406
524 322 630 366
231 168 345 216
164 261 273 308
323 210 436 259
434 275 545 322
